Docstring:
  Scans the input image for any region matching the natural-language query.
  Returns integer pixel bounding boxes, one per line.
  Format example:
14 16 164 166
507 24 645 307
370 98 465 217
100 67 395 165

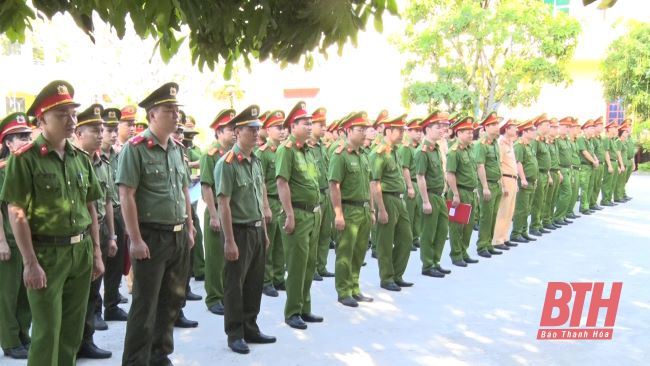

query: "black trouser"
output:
223 224 265 342
82 220 109 344
104 205 126 310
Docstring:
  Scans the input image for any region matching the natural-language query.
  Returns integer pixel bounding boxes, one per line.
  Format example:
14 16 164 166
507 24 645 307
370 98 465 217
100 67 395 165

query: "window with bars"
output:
544 0 570 15
607 98 624 124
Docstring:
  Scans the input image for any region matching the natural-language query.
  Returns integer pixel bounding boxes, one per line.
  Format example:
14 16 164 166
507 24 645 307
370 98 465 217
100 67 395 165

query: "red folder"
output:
446 201 473 225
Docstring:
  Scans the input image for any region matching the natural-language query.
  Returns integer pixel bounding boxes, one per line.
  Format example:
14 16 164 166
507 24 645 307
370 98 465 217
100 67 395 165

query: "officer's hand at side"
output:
24 263 47 289
108 239 118 257
608 166 613 173
422 202 432 215
283 214 295 234
521 179 529 189
334 214 345 231
264 206 272 224
92 252 105 281
224 240 239 261
482 187 491 201
378 209 389 225
209 215 221 232
0 240 10 261
130 239 151 260
593 160 600 168
407 186 415 199
264 235 270 250
452 194 460 208
187 226 196 250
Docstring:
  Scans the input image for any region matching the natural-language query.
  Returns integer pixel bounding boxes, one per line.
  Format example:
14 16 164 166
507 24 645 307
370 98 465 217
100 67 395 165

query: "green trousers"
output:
203 207 224 308
316 191 333 274
569 167 581 215
600 163 619 204
476 181 502 251
543 171 561 226
335 204 372 298
448 188 477 261
590 165 604 208
531 172 549 230
103 205 126 311
578 165 594 212
280 207 321 319
419 193 448 271
615 165 630 201
622 163 633 197
376 194 413 285
28 238 92 366
122 225 189 366
510 180 536 238
83 222 109 345
405 183 423 242
554 168 573 221
264 198 285 287
0 244 31 349
191 202 205 278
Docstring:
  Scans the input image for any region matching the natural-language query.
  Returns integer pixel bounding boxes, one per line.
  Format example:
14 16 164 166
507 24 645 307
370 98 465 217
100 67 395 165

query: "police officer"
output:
601 120 623 206
553 117 575 225
0 112 33 360
415 111 451 277
74 104 116 359
118 82 195 366
590 117 605 211
529 114 552 236
614 124 630 202
399 118 423 251
276 101 323 330
619 121 636 201
1 80 104 365
329 112 375 307
200 109 236 314
114 105 137 154
256 110 287 297
577 119 599 215
492 118 519 249
215 105 276 354
509 120 539 243
542 119 563 230
567 120 583 219
370 114 414 291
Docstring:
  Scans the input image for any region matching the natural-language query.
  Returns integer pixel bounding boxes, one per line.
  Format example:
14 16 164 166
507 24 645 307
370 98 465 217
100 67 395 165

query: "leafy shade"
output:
601 21 650 123
395 0 581 117
0 0 399 78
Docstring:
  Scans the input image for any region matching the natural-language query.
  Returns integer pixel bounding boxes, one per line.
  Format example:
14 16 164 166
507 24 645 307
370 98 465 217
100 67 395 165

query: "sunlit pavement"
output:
7 175 649 366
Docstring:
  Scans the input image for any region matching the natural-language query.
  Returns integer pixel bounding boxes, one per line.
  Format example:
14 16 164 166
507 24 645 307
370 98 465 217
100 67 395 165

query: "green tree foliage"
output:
395 0 581 117
601 21 650 123
0 0 398 78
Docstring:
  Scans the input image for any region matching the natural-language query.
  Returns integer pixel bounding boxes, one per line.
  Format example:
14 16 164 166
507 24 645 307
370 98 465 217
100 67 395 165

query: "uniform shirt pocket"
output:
35 172 61 197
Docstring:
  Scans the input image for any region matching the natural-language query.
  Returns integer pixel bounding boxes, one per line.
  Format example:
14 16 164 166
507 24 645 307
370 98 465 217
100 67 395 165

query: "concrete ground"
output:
6 174 649 366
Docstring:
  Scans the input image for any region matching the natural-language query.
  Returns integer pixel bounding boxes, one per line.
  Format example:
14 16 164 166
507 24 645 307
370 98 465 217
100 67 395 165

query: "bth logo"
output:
537 282 622 340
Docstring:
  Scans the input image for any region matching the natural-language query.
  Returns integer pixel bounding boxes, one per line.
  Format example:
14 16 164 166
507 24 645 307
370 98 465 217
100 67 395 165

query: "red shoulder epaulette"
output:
14 142 34 156
224 150 235 164
421 144 428 152
129 135 145 145
258 143 268 152
335 145 345 154
207 147 219 156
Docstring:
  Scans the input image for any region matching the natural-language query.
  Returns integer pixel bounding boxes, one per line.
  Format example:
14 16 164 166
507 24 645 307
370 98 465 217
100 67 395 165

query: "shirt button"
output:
73 219 76 223
71 200 75 204
68 181 71 185
46 185 50 189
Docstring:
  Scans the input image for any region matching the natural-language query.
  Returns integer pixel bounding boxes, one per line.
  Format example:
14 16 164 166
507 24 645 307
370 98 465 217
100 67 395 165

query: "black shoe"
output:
601 202 614 207
592 205 603 210
77 342 112 359
119 293 129 304
452 260 467 267
263 285 279 297
228 339 250 354
510 236 528 243
543 224 556 230
395 279 414 287
464 257 479 264
338 296 359 307
371 250 377 259
3 345 28 359
488 248 503 255
411 245 417 251
553 220 567 226
562 219 573 224
300 313 324 323
175 311 198 328
413 238 421 248
318 270 335 278
274 282 286 291
588 209 596 213
422 269 445 278
194 274 205 281
477 250 491 258
352 293 374 302
285 315 307 330
529 229 543 236
435 264 451 274
567 213 579 219
540 227 552 233
552 223 562 229
186 290 202 301
611 201 619 206
208 303 225 315
244 332 276 344
494 244 510 250
505 241 518 247
94 313 108 331
104 306 128 321
522 233 536 241
473 224 479 231
380 282 401 291
150 357 173 366
313 272 323 281
329 240 336 249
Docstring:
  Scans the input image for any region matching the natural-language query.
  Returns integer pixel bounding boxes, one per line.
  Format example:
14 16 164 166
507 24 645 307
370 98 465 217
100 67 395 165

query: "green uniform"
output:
370 143 412 285
530 137 551 231
601 136 618 204
117 129 191 366
621 137 636 198
311 138 333 276
329 143 372 298
276 135 322 319
446 142 478 261
510 140 538 239
543 138 561 226
187 144 205 279
398 140 422 245
568 137 582 216
0 160 31 351
615 137 631 201
553 136 573 222
473 136 502 251
200 141 228 309
590 135 605 208
577 136 596 212
214 144 266 342
415 140 448 270
0 135 102 366
255 139 284 288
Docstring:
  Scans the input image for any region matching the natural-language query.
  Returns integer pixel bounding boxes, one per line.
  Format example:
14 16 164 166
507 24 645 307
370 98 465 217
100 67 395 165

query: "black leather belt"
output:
32 228 90 246
502 174 517 179
457 185 475 192
487 179 500 184
233 221 263 228
292 202 321 213
140 222 185 232
426 188 443 195
342 200 370 208
550 168 560 172
539 169 549 173
560 165 573 169
383 191 404 199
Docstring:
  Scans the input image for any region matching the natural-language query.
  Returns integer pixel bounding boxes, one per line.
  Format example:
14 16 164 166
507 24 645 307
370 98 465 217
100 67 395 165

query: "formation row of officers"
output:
0 80 637 364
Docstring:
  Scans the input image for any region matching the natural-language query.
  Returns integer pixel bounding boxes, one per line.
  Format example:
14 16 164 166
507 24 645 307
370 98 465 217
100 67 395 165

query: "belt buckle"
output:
254 221 262 227
399 193 404 199
313 205 321 213
363 202 370 208
173 224 183 232
70 234 81 244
